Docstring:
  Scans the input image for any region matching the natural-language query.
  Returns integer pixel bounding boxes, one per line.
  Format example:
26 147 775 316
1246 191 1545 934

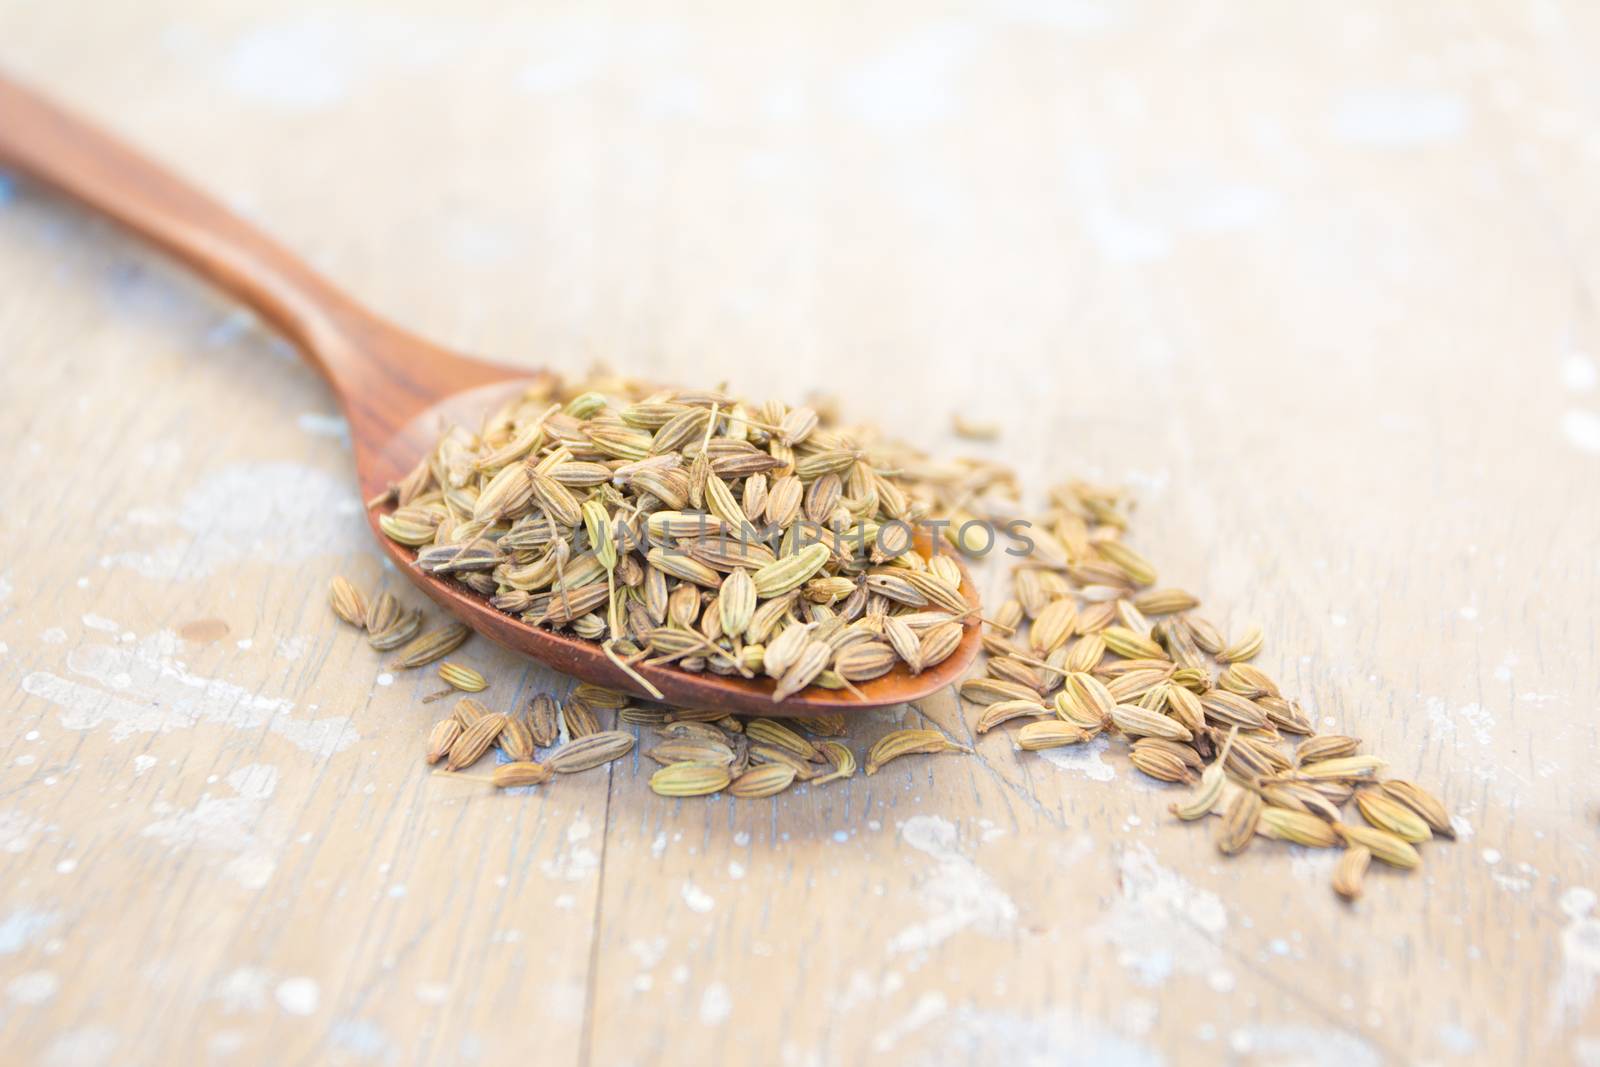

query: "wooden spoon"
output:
0 74 982 716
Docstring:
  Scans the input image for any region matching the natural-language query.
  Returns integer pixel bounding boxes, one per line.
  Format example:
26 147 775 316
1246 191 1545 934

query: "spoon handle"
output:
0 72 371 389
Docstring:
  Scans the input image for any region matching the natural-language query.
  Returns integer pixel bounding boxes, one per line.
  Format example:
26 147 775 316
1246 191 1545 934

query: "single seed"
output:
797 712 848 737
865 729 967 775
546 731 636 773
1259 807 1340 848
988 655 1046 693
368 609 422 651
749 743 821 780
772 640 832 702
1164 685 1205 733
1217 788 1263 855
1017 721 1090 751
1030 598 1078 654
649 762 732 797
527 694 560 746
1171 758 1229 821
1186 617 1225 655
453 697 490 727
1354 790 1433 843
647 738 736 767
1064 634 1106 673
1217 624 1264 663
498 717 535 761
1258 696 1313 735
437 662 487 693
718 568 757 639
620 705 672 727
918 622 965 668
1198 691 1269 730
425 719 461 764
1128 745 1195 783
493 761 552 788
1379 779 1455 838
1132 588 1199 615
660 721 727 743
976 699 1050 734
447 712 507 771
1102 626 1167 661
752 543 833 598
729 763 798 798
364 591 400 633
745 719 820 761
1299 755 1387 781
391 623 470 669
814 741 857 784
329 576 368 627
950 413 999 440
1296 735 1361 765
1218 662 1279 699
563 698 601 739
1261 782 1343 823
571 683 629 709
1336 824 1422 869
1111 704 1192 742
834 641 899 682
882 615 924 674
1094 540 1157 586
961 677 1043 705
1333 846 1372 901
665 708 728 724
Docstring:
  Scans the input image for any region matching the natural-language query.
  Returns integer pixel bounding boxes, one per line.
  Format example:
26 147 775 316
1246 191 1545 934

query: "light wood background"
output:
3 3 1598 1064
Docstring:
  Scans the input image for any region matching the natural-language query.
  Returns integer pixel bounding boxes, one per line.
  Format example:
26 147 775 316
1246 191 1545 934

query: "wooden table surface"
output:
3 3 1597 1064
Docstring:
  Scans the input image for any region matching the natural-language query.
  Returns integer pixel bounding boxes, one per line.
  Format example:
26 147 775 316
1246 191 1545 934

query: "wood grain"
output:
2 2 1597 1064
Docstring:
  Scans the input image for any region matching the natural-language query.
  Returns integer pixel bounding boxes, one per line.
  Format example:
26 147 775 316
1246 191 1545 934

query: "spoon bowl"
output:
363 379 983 715
0 73 983 715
